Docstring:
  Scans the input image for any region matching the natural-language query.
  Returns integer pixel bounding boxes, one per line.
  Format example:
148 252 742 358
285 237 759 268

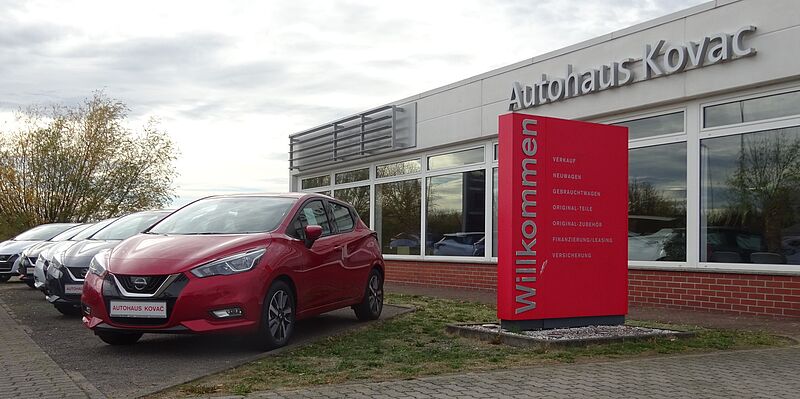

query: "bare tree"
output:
0 93 178 238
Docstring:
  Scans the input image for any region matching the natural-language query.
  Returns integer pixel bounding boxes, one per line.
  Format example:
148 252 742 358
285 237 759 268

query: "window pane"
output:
292 200 332 238
329 202 355 231
492 168 498 257
701 126 800 264
301 175 330 189
376 159 421 178
628 143 687 261
426 170 485 256
614 111 684 140
428 147 485 170
334 186 370 227
704 91 800 128
375 179 421 255
704 102 742 127
335 168 370 184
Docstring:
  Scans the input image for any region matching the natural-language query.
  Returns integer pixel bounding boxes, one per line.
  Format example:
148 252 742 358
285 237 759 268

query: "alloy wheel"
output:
368 274 383 315
268 289 293 341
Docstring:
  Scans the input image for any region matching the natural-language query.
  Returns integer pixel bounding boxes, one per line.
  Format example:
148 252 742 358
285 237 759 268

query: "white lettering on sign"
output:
508 26 757 111
515 118 539 314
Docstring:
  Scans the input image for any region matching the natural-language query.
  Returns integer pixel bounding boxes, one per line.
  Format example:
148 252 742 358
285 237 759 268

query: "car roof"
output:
201 192 328 200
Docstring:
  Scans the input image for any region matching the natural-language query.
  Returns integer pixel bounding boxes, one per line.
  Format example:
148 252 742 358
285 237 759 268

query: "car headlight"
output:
48 258 62 279
191 248 266 278
89 250 110 277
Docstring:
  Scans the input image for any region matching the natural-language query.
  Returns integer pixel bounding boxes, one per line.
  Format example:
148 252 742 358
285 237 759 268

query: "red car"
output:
81 193 384 349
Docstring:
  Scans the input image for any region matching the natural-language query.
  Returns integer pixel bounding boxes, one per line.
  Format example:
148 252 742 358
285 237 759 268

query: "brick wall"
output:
384 260 497 291
384 260 800 318
629 269 800 318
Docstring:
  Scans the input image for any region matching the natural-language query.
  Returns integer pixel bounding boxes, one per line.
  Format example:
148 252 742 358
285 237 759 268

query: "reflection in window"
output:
329 202 355 231
701 127 800 264
426 170 485 256
492 168 498 257
628 143 687 261
375 179 421 255
292 200 332 238
335 168 370 184
614 111 684 140
334 186 370 227
376 159 421 178
704 91 800 128
428 147 484 170
301 175 330 190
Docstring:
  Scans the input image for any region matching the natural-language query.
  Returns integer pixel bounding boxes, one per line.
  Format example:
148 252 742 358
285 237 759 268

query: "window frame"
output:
327 199 357 234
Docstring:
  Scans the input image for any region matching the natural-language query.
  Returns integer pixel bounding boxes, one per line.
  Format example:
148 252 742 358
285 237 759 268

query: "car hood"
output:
0 240 39 256
108 233 271 275
23 241 57 258
40 241 79 261
60 239 121 268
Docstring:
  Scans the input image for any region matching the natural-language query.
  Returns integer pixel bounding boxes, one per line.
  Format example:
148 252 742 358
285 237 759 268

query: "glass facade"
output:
701 127 800 265
375 179 421 255
295 85 800 271
428 147 484 170
301 175 330 190
425 170 485 256
628 143 687 261
705 90 800 128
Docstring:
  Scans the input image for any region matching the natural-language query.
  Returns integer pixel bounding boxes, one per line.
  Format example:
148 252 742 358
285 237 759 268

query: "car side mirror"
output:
304 225 323 248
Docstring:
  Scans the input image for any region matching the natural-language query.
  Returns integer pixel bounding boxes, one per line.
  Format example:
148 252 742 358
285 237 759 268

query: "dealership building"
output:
289 0 800 318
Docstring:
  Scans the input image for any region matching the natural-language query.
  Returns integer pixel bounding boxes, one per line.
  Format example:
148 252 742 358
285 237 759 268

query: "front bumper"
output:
45 264 88 305
82 270 264 335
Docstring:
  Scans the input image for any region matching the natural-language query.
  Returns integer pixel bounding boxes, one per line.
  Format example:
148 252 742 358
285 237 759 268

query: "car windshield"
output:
149 197 295 235
49 224 91 242
71 218 117 241
14 224 77 241
91 212 168 241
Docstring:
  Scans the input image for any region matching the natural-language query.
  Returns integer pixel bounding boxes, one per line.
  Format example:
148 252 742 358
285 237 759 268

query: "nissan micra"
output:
81 194 384 350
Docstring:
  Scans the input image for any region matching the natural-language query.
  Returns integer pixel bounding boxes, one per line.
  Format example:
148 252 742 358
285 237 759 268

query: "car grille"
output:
0 255 17 272
116 275 169 294
67 267 89 279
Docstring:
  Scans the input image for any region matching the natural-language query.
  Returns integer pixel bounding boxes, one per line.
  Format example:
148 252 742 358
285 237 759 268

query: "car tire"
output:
255 280 295 351
54 303 82 316
96 331 143 346
353 269 383 321
0 275 11 283
24 279 35 289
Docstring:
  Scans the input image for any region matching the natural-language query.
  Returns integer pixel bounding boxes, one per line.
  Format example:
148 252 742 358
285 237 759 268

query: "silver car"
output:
0 223 79 283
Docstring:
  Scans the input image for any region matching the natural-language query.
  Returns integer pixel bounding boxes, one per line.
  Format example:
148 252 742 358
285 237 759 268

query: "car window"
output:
329 202 355 232
292 200 332 238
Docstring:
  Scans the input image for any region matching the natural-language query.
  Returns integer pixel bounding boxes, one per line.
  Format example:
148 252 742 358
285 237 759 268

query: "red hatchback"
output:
81 193 384 349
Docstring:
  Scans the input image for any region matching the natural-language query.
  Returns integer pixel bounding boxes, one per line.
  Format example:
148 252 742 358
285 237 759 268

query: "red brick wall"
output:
629 269 800 318
384 260 800 318
384 260 497 291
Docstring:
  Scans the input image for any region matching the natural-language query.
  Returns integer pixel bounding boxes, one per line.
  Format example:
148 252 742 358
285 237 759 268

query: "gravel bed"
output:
469 323 679 341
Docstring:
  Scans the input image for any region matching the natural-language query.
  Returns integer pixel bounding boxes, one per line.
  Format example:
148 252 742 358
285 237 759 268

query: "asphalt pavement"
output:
0 280 410 398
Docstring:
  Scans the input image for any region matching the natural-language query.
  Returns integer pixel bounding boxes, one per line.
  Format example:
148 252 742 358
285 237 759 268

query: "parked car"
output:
431 232 484 256
0 223 79 283
33 218 118 292
17 224 92 288
81 194 384 350
46 211 169 315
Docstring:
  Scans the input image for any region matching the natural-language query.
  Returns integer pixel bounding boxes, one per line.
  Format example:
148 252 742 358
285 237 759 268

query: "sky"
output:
0 0 707 207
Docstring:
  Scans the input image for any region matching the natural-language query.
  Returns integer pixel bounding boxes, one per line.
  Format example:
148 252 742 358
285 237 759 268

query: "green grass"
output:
159 293 791 398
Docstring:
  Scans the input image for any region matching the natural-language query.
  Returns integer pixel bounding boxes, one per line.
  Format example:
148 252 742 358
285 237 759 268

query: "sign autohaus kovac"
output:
497 114 628 329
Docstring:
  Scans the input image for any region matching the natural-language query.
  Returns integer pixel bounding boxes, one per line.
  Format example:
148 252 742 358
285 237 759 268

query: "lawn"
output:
159 293 791 397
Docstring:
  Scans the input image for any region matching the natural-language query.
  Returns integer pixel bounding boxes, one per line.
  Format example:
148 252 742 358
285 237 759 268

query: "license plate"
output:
109 301 167 318
64 284 83 295
26 267 35 274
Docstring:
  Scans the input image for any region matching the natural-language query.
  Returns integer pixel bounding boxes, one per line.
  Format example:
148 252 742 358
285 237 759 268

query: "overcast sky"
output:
0 0 706 206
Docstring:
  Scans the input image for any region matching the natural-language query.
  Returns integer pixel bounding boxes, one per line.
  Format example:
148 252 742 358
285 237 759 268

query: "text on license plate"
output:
109 301 167 318
26 267 35 274
64 284 83 295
